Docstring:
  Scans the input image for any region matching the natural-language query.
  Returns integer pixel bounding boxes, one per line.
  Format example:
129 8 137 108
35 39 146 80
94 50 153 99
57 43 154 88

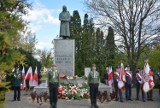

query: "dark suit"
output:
12 71 22 101
125 71 132 100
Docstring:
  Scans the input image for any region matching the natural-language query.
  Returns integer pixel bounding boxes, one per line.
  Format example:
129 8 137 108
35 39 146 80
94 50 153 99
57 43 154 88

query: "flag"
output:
21 66 26 90
108 66 113 87
25 66 33 87
119 62 124 81
25 66 32 80
143 63 155 92
12 68 15 72
32 66 38 87
118 62 125 89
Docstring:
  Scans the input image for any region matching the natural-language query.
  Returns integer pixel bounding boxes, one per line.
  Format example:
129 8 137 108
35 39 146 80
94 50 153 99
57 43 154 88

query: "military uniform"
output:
12 70 22 101
48 70 59 108
88 70 99 108
125 70 132 100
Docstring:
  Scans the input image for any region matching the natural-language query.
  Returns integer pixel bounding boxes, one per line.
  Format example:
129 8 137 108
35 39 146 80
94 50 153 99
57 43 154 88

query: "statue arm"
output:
59 12 71 22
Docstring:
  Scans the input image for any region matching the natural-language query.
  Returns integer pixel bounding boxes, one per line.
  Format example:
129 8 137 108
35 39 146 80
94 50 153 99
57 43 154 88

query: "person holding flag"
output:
118 63 125 102
113 67 120 101
125 65 133 101
157 66 160 98
135 68 144 101
103 66 109 86
12 65 22 101
142 59 155 101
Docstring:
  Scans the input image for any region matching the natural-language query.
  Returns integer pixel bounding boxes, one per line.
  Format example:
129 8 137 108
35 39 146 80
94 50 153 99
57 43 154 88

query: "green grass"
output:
0 102 5 108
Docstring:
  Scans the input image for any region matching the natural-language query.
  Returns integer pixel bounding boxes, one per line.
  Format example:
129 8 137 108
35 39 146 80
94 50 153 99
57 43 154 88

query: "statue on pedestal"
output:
59 5 71 39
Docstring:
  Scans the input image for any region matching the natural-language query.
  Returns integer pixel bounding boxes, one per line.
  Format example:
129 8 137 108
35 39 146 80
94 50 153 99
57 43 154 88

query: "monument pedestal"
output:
54 39 75 76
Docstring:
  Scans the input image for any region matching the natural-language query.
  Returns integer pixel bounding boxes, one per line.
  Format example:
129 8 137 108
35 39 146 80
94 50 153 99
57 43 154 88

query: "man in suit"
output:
88 64 99 108
48 64 60 108
12 66 22 101
125 65 133 101
135 68 142 100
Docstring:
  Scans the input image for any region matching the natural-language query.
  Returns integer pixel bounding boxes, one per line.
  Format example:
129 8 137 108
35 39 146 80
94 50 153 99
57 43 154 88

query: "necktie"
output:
53 72 55 78
94 71 96 78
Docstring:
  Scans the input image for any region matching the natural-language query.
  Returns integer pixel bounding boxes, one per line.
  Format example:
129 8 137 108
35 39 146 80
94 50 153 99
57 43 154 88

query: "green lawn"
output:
0 102 5 108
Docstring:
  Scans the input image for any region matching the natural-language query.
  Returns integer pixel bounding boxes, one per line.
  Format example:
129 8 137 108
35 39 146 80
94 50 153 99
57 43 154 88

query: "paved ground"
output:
5 88 160 108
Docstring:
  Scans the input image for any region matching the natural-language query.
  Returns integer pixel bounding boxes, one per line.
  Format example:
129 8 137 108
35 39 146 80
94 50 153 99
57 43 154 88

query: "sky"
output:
23 0 87 51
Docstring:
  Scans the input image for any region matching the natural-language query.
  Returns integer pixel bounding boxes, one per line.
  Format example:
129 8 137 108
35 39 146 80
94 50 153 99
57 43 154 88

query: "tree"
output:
86 0 160 71
39 50 53 68
105 26 116 66
0 0 31 72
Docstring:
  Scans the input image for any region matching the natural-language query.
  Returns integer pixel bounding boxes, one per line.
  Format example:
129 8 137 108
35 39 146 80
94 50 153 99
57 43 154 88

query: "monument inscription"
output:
54 39 75 76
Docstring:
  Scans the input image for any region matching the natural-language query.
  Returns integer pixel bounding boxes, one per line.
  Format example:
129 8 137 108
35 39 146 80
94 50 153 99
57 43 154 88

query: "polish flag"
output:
108 66 113 87
21 66 26 90
32 66 38 87
143 63 155 92
118 62 125 89
25 66 33 87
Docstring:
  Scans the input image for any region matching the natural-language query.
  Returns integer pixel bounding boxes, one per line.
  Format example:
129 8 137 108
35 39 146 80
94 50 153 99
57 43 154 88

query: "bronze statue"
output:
59 5 71 39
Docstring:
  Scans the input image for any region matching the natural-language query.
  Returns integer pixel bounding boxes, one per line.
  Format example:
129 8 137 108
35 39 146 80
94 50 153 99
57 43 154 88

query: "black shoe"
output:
17 99 21 101
91 105 95 108
120 100 123 102
150 99 154 101
142 100 146 102
128 99 133 101
94 105 98 108
135 98 139 100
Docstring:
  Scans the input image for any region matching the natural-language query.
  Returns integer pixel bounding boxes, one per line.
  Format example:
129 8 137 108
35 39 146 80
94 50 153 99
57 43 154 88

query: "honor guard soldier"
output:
12 66 22 101
103 66 109 85
48 65 60 108
135 69 143 100
125 65 133 101
157 66 160 98
88 64 99 108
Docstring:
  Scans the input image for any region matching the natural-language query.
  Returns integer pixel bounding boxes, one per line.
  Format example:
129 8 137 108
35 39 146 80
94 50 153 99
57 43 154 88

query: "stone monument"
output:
54 5 75 76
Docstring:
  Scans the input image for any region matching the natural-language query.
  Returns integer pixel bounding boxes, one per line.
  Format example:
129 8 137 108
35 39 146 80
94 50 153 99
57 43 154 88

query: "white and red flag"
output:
32 66 38 87
108 66 113 87
118 62 125 89
143 63 155 92
21 66 26 90
25 66 33 87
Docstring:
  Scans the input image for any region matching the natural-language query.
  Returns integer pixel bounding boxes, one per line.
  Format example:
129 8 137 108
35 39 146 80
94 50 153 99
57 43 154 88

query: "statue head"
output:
62 5 67 12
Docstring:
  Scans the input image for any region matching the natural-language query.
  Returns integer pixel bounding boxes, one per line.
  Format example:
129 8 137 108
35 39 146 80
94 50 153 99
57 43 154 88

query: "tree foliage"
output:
85 0 160 71
0 0 31 72
70 11 117 76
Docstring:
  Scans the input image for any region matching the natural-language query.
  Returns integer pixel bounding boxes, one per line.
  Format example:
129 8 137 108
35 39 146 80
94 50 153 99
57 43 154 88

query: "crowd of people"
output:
11 61 160 108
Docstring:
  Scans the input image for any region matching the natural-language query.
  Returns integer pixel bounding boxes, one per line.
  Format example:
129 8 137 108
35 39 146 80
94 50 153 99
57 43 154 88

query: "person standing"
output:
113 67 120 101
88 64 100 108
103 66 109 85
147 69 154 101
135 69 143 100
157 66 160 98
48 65 60 108
12 66 22 101
125 65 133 101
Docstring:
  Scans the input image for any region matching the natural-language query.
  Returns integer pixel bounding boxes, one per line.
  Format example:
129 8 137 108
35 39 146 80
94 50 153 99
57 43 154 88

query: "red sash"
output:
136 73 142 81
126 71 132 80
